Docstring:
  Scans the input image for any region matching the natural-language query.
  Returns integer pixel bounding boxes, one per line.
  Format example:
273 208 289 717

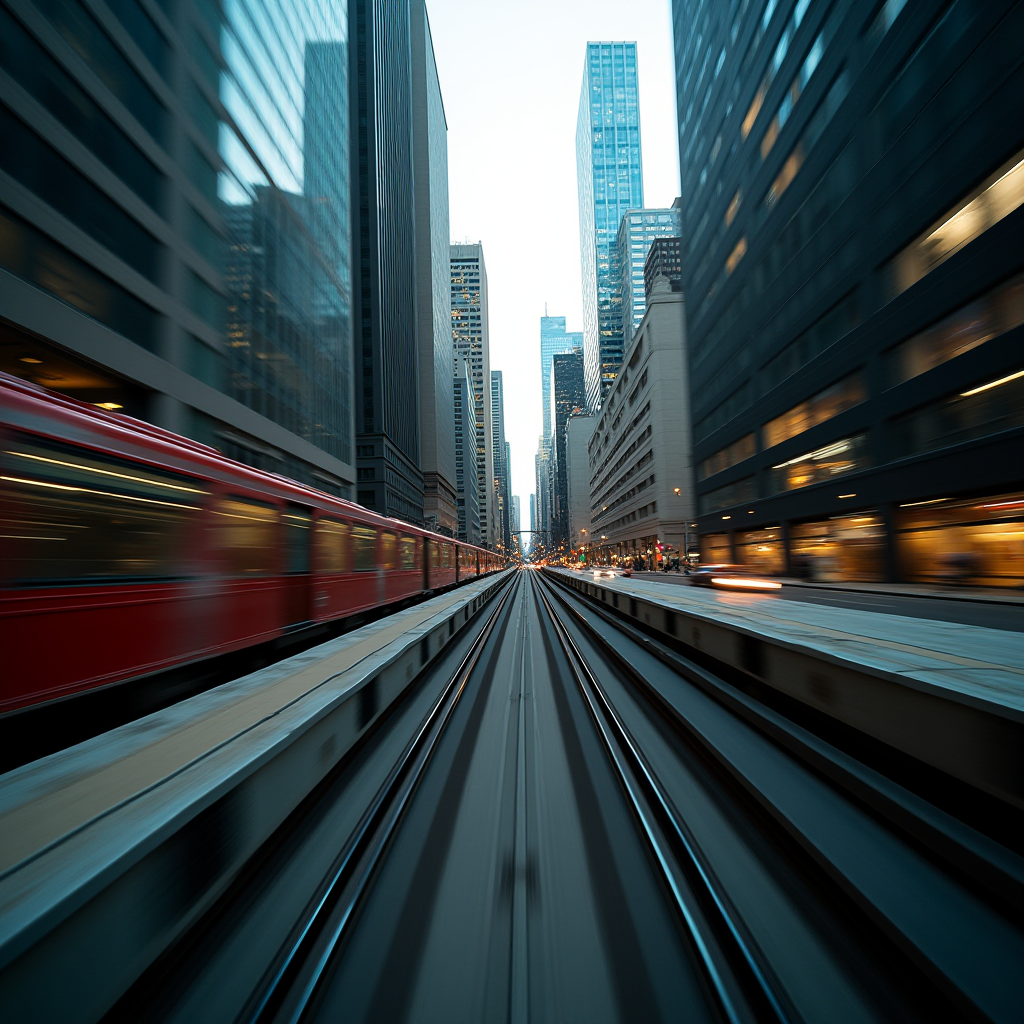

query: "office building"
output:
673 0 1024 585
535 437 552 553
644 236 683 298
411 0 456 535
540 315 583 441
576 41 644 410
0 0 354 492
566 413 598 552
453 359 481 545
491 370 512 553
350 0 422 523
616 204 683 344
550 349 586 546
451 242 495 547
589 254 693 567
511 494 521 551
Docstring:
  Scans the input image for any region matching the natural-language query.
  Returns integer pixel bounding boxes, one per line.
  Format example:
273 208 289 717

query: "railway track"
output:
102 569 1023 1024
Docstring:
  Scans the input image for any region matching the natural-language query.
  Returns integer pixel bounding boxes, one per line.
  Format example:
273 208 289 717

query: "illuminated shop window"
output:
790 512 885 582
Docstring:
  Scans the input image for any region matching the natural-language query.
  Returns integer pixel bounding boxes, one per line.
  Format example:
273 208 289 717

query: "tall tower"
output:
450 243 495 547
350 0 423 523
550 349 587 545
491 370 512 553
540 316 583 442
411 0 457 535
576 41 644 410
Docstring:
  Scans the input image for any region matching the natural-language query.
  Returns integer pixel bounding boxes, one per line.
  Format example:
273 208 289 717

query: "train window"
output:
315 519 350 574
215 497 278 576
381 531 397 569
352 525 377 571
284 507 311 573
399 534 418 570
1 434 205 585
441 542 453 569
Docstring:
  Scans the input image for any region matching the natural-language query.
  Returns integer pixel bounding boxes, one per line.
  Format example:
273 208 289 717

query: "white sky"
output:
427 0 681 524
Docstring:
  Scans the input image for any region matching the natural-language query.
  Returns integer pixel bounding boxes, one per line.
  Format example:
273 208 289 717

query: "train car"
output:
0 372 500 717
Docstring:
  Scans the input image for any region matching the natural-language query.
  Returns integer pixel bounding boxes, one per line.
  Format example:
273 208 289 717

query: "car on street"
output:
687 564 782 591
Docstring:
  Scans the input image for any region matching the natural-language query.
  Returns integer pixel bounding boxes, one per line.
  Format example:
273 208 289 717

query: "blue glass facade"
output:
576 41 644 411
0 0 354 492
540 316 583 443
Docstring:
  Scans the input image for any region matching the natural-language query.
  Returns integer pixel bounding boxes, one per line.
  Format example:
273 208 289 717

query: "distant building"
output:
535 438 552 553
453 360 481 545
576 41 644 410
0 1 354 493
616 205 683 344
350 0 423 523
643 236 683 299
550 350 587 546
491 370 512 553
412 0 457 535
674 0 1024 585
451 243 495 547
540 316 583 442
589 267 693 567
566 414 598 553
511 495 521 553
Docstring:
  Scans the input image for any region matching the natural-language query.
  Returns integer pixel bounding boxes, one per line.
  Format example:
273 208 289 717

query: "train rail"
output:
90 568 1021 1024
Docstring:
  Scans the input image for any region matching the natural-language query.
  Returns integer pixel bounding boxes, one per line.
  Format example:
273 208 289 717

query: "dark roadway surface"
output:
112 570 1023 1024
629 571 1024 632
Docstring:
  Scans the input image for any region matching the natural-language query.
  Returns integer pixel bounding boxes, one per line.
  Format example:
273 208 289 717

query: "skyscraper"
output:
535 438 552 551
576 41 644 410
540 316 583 442
453 359 481 545
411 0 456 536
350 0 423 524
616 204 683 345
451 243 495 547
490 370 512 553
674 0 1024 585
550 350 587 545
0 0 354 493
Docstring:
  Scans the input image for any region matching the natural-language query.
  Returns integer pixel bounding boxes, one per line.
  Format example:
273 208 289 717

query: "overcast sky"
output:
427 0 681 527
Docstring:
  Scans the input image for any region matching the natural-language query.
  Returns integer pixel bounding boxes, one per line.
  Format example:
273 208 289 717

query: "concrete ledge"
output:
0 570 512 1023
546 570 1023 809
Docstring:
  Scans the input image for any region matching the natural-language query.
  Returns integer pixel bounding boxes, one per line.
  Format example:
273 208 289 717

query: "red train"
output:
0 372 502 717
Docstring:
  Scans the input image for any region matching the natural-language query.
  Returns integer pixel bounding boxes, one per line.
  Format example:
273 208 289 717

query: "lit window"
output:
890 148 1024 296
770 434 869 493
725 237 747 275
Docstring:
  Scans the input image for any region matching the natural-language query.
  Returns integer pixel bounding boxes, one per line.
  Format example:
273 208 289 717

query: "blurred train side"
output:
0 373 502 716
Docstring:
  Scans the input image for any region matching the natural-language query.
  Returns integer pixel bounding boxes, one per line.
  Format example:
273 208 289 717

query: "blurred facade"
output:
490 369 512 554
539 315 582 444
450 242 495 546
0 0 354 492
566 413 597 554
576 41 644 411
411 0 456 536
616 203 683 345
673 0 1024 586
349 0 422 523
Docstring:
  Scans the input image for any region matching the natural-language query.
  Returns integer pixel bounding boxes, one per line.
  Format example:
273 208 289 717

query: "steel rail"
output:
535 574 794 1024
243 574 519 1024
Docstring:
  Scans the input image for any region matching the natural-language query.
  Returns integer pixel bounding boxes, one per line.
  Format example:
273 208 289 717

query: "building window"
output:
886 272 1024 386
889 370 1024 460
770 433 869 493
889 147 1024 297
698 433 757 480
736 526 785 575
698 476 757 515
790 512 885 582
763 372 866 449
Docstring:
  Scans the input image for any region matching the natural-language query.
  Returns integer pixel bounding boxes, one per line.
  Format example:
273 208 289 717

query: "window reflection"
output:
770 433 868 492
736 526 785 574
315 518 350 574
214 497 278 576
763 371 865 448
790 512 885 581
352 525 376 571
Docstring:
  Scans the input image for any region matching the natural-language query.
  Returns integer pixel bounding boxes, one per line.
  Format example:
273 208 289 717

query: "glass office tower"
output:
576 41 644 411
540 315 583 443
0 0 354 493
